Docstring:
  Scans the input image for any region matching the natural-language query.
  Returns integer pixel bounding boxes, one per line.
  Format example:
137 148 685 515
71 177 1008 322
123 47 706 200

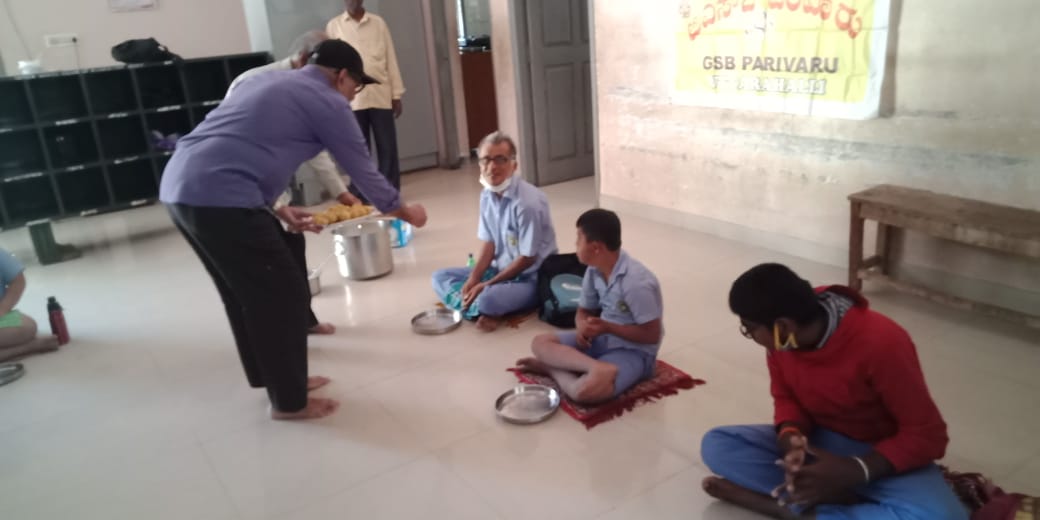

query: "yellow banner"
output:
675 0 890 119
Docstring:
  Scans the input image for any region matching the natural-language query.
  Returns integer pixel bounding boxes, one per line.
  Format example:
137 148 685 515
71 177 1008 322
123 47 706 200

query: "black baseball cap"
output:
309 39 379 85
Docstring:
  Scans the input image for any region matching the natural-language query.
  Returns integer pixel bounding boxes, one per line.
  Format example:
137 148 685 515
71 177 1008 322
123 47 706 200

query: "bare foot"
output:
270 397 340 420
307 375 331 391
476 316 501 332
308 322 336 335
702 476 797 520
503 311 536 329
39 335 61 351
515 357 551 375
702 476 733 500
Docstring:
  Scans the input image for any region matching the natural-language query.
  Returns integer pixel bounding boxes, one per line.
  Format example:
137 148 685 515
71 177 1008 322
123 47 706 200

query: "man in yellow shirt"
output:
327 0 405 192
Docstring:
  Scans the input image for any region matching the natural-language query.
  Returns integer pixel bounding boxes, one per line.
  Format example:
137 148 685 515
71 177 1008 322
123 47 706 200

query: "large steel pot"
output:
333 220 393 280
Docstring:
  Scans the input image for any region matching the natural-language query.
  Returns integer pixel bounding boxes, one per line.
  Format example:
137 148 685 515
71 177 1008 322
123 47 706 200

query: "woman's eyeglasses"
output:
739 323 754 339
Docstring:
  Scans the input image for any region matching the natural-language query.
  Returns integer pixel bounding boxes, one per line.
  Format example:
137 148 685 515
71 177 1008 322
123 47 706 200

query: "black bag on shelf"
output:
110 38 181 64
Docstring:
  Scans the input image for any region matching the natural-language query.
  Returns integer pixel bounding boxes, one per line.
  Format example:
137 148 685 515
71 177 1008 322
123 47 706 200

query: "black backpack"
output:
111 38 181 64
537 253 588 328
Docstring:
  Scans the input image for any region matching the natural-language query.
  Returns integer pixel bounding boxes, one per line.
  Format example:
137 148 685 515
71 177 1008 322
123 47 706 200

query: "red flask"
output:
47 296 69 345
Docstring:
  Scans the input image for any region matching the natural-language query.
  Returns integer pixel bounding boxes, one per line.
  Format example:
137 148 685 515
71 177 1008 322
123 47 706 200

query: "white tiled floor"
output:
1 165 1038 519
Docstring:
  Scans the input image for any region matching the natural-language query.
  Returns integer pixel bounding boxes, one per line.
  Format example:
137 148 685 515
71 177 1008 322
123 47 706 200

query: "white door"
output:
523 0 594 186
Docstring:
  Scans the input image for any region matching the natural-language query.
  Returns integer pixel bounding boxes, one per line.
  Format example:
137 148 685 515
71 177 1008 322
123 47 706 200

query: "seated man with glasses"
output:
431 131 558 332
699 263 966 520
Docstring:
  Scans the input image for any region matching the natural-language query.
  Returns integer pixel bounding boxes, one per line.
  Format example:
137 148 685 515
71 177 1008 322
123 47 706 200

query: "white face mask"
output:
480 174 513 193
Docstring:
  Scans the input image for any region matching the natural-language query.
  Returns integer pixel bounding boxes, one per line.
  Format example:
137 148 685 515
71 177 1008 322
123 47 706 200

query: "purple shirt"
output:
159 65 400 212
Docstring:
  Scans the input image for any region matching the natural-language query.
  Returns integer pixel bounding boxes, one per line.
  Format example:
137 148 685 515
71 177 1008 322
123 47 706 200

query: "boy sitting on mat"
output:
700 263 967 520
516 209 663 404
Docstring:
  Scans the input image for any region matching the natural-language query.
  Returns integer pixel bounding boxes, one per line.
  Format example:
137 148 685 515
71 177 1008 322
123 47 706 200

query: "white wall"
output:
240 0 273 53
593 1 1040 313
446 0 470 159
0 0 251 76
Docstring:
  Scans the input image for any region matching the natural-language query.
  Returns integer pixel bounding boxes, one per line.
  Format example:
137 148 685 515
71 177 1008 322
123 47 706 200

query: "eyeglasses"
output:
347 74 366 94
478 155 514 167
739 322 755 339
340 70 366 94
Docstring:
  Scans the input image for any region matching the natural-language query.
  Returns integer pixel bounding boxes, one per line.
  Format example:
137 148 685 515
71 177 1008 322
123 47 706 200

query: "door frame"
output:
507 0 537 185
588 0 600 201
423 0 464 169
508 0 600 194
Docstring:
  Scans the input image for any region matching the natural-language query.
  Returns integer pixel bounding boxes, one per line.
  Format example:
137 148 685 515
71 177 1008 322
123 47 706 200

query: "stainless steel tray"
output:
0 363 25 387
495 384 561 424
410 308 462 335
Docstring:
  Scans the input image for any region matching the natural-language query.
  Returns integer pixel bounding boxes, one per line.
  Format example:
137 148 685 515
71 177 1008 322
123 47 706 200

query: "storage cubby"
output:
154 153 173 180
0 130 47 177
29 75 88 122
43 122 99 168
108 158 158 203
135 64 186 109
190 104 219 126
86 69 138 114
0 51 271 230
228 55 270 80
183 59 229 103
0 80 33 128
97 116 148 159
146 109 191 150
55 167 110 214
2 175 59 223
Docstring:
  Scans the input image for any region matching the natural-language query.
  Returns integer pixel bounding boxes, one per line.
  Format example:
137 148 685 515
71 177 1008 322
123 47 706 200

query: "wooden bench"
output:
848 184 1040 329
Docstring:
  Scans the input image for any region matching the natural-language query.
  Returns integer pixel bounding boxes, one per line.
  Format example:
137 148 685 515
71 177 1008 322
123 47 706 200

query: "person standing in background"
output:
327 0 406 194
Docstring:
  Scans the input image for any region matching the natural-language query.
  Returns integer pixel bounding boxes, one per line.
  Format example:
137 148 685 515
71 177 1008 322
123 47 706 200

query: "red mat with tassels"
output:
508 360 705 429
941 466 1040 520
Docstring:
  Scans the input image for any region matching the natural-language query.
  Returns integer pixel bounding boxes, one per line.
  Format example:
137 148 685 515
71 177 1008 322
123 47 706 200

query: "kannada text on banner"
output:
674 0 890 119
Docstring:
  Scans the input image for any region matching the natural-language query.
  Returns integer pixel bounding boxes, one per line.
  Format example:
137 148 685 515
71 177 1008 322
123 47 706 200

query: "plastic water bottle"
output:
47 296 70 345
466 253 475 268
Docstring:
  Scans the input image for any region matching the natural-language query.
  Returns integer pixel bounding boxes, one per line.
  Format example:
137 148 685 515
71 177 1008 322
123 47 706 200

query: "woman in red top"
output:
700 263 967 519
